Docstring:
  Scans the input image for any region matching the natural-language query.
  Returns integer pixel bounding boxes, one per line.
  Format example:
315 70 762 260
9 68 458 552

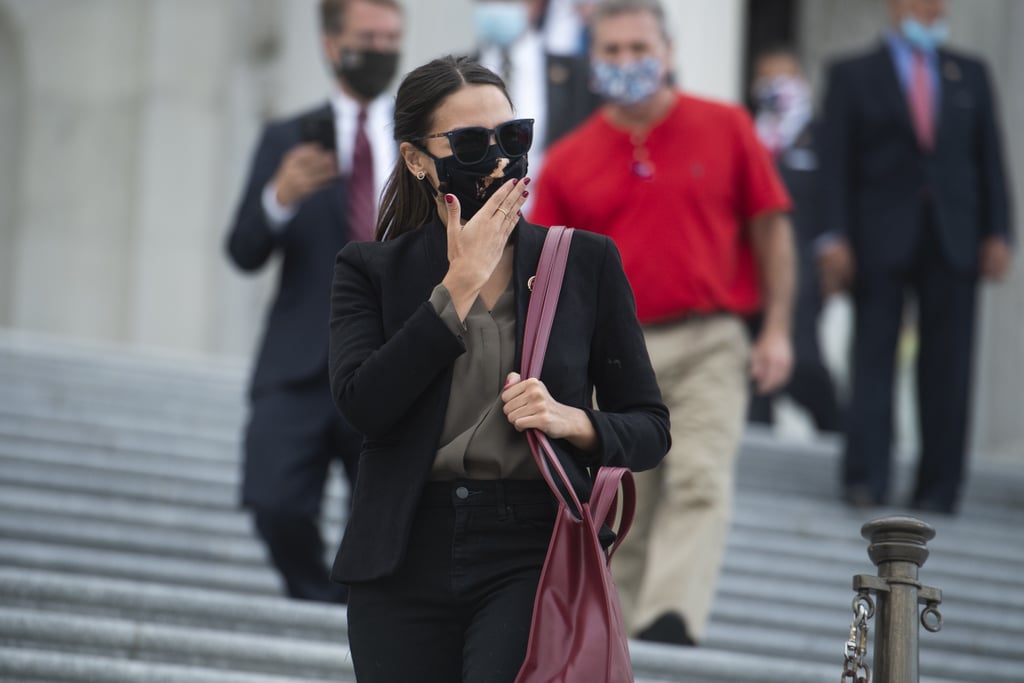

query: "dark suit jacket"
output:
542 54 601 148
776 122 824 250
821 43 1012 273
327 219 670 583
226 104 352 395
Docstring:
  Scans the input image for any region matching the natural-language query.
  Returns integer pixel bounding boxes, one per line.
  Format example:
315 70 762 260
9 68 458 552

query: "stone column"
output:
2 0 149 342
0 4 22 326
666 0 746 102
128 0 273 352
948 1 1024 463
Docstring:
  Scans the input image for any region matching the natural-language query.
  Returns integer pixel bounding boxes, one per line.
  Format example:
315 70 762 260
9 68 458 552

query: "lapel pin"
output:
527 275 536 292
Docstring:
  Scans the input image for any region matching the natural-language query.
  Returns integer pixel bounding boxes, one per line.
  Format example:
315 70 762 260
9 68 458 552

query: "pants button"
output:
455 486 470 500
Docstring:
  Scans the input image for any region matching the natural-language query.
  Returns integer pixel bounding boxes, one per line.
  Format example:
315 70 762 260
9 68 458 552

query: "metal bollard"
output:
852 516 943 683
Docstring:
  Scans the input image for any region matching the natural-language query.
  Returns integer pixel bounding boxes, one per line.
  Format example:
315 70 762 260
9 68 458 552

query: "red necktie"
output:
348 107 376 241
909 51 935 151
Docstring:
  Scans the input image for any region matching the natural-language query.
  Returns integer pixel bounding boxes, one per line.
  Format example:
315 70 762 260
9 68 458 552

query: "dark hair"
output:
320 0 401 35
376 56 512 241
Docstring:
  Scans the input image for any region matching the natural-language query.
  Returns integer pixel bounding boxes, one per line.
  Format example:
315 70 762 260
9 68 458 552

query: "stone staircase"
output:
1 330 1022 682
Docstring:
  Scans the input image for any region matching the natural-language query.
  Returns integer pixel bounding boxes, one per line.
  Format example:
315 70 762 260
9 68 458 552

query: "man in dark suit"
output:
225 0 403 601
747 46 841 433
471 0 600 189
819 0 1013 514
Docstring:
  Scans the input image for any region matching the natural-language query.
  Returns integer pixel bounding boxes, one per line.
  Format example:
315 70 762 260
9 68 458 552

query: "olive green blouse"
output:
428 282 537 480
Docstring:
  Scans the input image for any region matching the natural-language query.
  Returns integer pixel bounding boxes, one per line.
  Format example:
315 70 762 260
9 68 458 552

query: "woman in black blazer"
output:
327 55 669 683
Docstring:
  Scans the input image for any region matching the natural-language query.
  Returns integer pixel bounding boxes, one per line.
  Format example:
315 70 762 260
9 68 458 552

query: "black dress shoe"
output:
842 486 883 509
636 612 696 646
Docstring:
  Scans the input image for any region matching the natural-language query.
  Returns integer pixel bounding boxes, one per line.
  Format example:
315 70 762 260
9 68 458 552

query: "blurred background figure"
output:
225 0 403 603
531 0 795 648
543 0 599 56
819 0 1013 514
471 0 599 195
746 46 842 434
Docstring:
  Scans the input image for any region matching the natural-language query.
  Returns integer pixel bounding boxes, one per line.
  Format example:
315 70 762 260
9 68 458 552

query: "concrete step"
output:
0 568 342 639
0 538 281 595
0 451 240 510
0 380 243 431
0 330 247 383
0 410 238 457
0 607 352 679
0 448 347 519
0 433 240 480
0 482 253 536
0 646 343 683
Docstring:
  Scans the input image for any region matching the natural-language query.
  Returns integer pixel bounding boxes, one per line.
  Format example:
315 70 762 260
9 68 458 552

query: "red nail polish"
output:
522 190 529 198
523 177 532 186
512 178 519 186
445 194 454 204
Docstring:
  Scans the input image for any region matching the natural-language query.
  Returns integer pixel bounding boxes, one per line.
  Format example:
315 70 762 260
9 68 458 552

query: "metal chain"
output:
841 592 874 683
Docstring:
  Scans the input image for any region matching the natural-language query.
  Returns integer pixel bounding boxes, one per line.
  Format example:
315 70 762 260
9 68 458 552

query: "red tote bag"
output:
514 226 636 683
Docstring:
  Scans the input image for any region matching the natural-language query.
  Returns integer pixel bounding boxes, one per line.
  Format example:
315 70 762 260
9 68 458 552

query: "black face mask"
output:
419 143 529 221
334 48 399 101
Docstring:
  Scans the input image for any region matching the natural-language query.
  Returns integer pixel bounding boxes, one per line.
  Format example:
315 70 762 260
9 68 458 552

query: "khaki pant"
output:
612 315 749 642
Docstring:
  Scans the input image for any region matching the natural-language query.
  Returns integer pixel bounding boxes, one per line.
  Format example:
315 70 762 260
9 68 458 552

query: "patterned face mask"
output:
590 57 665 106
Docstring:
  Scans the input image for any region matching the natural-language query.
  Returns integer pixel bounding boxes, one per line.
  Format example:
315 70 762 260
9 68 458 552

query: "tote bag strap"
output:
588 466 636 560
520 227 583 513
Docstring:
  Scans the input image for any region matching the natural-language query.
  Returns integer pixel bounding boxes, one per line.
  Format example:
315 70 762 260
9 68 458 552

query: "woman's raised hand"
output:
440 177 530 317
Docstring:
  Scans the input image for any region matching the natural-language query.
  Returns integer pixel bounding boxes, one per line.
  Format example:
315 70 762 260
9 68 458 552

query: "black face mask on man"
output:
334 48 399 101
418 144 529 221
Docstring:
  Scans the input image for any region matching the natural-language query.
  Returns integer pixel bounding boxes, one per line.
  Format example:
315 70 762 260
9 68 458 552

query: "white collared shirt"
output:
262 87 395 231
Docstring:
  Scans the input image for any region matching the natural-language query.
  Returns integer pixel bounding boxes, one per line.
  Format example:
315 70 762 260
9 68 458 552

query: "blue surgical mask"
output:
474 2 530 48
901 17 949 52
590 57 665 106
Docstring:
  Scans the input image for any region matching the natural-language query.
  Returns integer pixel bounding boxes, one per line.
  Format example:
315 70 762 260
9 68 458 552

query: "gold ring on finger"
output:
496 208 509 217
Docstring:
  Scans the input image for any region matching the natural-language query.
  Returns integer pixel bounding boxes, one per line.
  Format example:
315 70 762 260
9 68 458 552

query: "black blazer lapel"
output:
873 44 917 144
513 221 547 373
934 50 962 151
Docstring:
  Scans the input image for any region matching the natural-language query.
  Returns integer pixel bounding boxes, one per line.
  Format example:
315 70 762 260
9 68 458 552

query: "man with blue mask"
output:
471 0 599 198
531 0 796 648
819 0 1013 514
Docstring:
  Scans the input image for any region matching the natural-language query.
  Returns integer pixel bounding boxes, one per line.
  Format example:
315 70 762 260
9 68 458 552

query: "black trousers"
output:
843 217 978 511
241 375 361 602
347 479 556 683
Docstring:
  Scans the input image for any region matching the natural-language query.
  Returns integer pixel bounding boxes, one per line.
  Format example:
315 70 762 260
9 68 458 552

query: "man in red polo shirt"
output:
530 0 795 646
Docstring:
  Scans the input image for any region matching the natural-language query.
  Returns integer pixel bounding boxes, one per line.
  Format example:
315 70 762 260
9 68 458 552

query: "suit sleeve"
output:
974 61 1014 244
581 237 670 472
328 243 467 439
820 61 855 241
225 124 289 272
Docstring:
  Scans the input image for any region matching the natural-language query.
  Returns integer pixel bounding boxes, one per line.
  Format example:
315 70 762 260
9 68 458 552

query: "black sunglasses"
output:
420 118 534 165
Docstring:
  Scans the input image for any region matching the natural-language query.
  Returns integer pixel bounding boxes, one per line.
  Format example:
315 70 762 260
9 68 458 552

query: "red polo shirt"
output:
530 92 790 324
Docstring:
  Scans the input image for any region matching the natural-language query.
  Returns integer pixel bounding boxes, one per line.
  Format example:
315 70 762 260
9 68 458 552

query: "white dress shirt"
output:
262 87 395 232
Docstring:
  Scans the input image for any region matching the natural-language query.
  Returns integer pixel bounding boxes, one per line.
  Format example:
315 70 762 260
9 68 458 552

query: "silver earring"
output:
416 170 425 180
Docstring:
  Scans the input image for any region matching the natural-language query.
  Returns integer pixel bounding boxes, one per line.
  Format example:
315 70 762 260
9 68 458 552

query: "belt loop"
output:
495 480 508 521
